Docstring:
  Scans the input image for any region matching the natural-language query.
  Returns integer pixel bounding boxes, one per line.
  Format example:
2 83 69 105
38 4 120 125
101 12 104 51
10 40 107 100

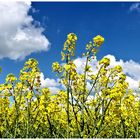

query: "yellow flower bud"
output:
114 65 122 73
93 35 104 46
99 57 110 67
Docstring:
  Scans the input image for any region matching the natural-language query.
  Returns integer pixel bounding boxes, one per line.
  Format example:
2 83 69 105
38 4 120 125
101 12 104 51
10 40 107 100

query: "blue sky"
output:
1 2 140 91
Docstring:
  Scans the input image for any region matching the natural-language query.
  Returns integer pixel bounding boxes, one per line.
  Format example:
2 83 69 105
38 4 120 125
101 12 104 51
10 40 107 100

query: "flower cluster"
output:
62 33 78 61
93 35 104 46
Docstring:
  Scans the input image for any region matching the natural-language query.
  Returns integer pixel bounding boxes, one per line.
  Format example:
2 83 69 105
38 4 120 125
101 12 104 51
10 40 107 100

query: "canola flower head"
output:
6 73 17 83
93 35 104 46
25 58 38 67
119 73 126 81
52 62 61 72
99 57 110 67
114 65 122 73
67 33 77 41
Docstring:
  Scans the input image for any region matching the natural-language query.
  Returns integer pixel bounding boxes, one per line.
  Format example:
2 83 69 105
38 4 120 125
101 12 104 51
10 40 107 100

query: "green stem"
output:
70 86 81 137
66 54 70 138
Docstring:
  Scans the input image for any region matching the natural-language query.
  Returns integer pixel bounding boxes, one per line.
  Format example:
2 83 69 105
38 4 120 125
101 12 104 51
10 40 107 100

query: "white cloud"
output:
73 54 140 90
129 3 140 12
48 87 60 94
40 73 60 94
101 54 140 90
74 57 86 74
126 76 139 90
0 1 50 60
74 56 98 74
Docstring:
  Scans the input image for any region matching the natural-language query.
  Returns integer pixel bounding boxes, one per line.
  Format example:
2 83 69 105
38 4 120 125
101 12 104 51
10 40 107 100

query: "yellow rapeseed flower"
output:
99 57 110 67
93 35 104 46
114 65 122 73
67 33 77 41
52 62 60 71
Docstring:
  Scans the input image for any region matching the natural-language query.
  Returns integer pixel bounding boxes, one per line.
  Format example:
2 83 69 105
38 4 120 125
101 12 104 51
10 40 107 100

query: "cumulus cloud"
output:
101 54 140 90
74 56 98 74
129 3 140 12
0 1 50 60
40 73 60 94
74 54 140 90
